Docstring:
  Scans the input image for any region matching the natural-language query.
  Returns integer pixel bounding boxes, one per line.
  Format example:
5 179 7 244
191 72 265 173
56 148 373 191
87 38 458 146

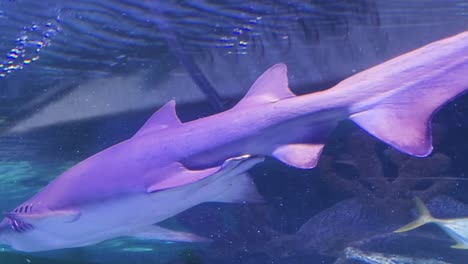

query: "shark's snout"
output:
0 218 10 230
0 219 11 245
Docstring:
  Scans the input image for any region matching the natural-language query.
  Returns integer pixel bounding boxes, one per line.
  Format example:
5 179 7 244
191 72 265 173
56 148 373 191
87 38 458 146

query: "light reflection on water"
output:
0 136 76 209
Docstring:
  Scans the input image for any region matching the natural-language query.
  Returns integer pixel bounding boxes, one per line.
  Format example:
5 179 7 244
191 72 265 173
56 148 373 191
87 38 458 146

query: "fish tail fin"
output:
348 31 468 157
394 197 436 233
451 244 468 250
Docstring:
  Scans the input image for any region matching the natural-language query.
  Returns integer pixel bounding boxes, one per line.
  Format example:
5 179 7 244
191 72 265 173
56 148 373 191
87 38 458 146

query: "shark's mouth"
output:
6 204 35 233
9 219 33 233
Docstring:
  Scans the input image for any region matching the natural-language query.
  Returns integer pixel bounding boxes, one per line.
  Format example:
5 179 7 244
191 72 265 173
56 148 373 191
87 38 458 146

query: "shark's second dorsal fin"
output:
235 63 295 108
133 100 182 138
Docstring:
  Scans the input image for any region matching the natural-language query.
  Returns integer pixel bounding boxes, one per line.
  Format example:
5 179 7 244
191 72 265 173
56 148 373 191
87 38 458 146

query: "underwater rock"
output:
263 195 468 262
264 197 405 257
319 127 454 212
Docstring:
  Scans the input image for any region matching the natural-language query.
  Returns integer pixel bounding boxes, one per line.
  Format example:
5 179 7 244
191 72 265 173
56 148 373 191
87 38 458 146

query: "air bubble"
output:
0 18 60 78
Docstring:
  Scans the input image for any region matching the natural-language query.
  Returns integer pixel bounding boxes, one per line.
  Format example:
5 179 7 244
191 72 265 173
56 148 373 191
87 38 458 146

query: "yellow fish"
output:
395 197 468 249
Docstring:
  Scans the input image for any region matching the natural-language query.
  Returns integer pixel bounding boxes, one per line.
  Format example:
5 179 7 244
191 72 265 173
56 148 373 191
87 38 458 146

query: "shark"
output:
0 30 467 252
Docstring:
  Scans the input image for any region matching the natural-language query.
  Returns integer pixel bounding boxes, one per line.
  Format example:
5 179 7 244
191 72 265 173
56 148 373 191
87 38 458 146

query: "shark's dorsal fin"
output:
235 63 295 108
133 100 182 138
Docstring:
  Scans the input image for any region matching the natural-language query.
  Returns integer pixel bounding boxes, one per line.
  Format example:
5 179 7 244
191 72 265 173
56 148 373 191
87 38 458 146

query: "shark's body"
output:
1 31 467 252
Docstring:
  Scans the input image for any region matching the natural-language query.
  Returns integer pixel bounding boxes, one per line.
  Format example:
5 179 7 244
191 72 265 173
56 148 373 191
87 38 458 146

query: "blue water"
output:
0 0 467 263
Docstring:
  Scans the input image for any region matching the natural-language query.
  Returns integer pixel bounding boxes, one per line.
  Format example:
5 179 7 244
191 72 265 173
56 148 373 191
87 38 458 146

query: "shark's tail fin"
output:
347 31 468 157
394 197 437 233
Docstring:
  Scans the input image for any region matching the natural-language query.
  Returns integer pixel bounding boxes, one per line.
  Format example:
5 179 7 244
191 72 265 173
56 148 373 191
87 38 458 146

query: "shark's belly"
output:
83 192 199 234
24 187 206 251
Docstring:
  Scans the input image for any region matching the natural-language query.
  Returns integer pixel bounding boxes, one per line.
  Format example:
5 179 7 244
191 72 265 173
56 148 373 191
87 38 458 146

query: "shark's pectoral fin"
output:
4 210 80 226
146 154 261 193
146 164 220 193
272 143 325 169
220 154 260 171
197 155 265 204
207 172 264 203
147 155 263 204
132 225 211 243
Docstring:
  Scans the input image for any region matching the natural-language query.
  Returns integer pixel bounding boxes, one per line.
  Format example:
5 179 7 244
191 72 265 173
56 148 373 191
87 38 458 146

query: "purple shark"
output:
0 31 467 252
